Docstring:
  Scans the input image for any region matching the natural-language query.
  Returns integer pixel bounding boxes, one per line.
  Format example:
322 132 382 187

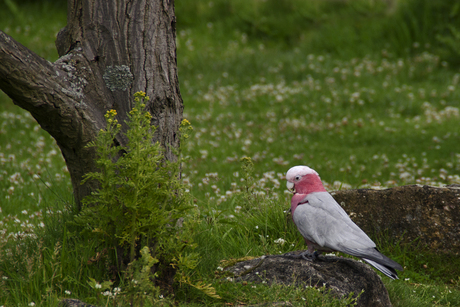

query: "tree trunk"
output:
0 0 183 208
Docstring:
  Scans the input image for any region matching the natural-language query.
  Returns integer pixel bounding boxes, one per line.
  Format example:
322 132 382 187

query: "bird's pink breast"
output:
291 193 307 214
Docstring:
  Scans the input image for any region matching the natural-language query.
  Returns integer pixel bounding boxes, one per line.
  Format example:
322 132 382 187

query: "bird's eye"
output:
295 175 301 181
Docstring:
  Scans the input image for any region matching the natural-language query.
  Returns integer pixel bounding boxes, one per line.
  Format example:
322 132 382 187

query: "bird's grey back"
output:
292 192 376 251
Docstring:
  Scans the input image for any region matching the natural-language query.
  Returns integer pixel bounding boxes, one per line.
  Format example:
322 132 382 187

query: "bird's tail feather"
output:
363 258 399 280
340 246 403 271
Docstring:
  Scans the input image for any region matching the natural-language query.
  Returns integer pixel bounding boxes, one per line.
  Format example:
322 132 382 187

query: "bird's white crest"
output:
286 165 319 182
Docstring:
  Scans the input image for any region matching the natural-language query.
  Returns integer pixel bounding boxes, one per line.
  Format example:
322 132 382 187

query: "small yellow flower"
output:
180 119 193 136
134 91 146 98
105 109 117 118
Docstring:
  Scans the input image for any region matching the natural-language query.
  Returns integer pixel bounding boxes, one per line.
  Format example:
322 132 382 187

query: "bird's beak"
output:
286 181 294 192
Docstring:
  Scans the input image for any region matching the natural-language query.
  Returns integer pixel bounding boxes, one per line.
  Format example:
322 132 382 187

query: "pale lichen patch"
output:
55 52 88 101
103 65 133 91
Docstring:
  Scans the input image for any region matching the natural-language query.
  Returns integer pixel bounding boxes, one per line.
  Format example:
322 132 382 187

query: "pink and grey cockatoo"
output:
285 165 403 279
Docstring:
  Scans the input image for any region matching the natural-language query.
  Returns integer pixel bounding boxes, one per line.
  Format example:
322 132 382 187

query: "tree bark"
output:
0 0 183 208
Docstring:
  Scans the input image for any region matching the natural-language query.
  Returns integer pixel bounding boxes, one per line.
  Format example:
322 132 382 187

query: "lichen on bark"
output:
103 65 134 91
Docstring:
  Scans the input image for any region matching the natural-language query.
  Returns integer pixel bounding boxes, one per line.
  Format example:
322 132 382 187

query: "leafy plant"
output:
75 91 197 292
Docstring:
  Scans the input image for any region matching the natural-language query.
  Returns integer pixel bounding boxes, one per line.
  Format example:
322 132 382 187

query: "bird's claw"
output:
300 251 320 262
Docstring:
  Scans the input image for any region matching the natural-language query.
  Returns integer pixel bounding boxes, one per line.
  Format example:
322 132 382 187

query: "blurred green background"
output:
1 0 460 306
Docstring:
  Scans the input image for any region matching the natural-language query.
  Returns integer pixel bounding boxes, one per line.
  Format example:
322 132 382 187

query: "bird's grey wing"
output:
306 193 403 271
293 192 403 278
293 192 376 250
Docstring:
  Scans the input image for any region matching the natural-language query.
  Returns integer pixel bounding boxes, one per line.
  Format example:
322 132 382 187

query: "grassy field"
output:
1 0 460 306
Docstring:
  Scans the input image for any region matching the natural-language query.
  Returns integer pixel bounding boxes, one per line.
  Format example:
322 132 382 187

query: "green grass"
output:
1 0 460 306
0 0 66 61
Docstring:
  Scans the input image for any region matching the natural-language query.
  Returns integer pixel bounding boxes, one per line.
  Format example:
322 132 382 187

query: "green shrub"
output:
74 92 200 300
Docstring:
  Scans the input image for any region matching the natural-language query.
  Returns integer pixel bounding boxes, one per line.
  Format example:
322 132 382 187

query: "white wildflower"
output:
274 238 286 245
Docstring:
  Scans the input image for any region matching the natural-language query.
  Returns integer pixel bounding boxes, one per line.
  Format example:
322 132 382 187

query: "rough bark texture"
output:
331 185 460 254
0 0 183 207
225 254 392 307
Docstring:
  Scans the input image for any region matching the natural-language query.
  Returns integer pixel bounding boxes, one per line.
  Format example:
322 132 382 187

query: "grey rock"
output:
225 253 392 307
60 299 99 307
331 185 460 254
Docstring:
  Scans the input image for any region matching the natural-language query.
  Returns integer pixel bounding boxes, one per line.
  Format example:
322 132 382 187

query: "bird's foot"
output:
300 250 320 262
283 251 320 262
